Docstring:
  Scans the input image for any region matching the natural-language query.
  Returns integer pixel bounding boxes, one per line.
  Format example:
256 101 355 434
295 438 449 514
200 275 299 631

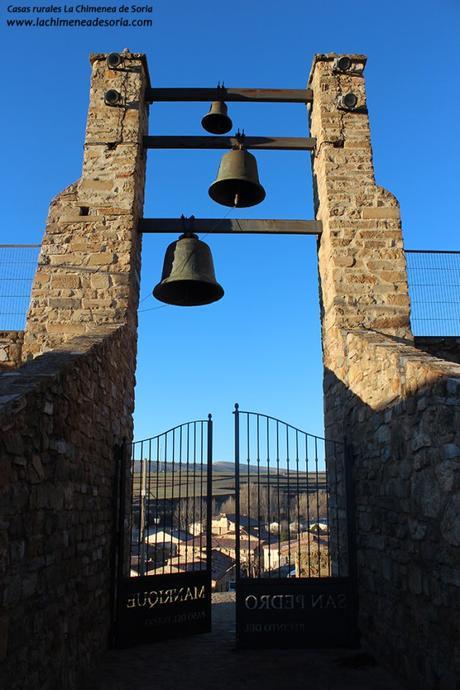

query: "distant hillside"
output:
131 459 326 500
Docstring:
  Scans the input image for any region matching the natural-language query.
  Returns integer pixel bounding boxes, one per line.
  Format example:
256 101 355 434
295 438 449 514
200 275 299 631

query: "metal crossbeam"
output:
139 219 322 235
146 87 313 104
143 136 315 151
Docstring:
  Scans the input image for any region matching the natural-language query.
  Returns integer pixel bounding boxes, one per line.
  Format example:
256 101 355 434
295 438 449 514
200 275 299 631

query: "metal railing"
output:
406 250 460 337
0 244 40 331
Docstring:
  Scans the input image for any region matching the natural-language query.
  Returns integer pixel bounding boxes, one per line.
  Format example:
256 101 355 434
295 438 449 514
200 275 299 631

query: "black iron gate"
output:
234 405 357 648
115 417 213 647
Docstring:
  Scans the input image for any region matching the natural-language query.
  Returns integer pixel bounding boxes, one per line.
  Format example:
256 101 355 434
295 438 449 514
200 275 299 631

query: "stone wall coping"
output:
0 324 125 419
344 328 460 376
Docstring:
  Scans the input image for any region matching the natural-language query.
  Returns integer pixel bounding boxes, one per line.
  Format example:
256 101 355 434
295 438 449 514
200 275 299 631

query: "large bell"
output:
208 148 266 207
153 233 224 307
201 101 233 134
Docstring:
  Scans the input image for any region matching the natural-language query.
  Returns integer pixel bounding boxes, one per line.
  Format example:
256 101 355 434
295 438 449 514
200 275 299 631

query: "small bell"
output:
208 147 266 208
153 232 224 307
201 100 233 135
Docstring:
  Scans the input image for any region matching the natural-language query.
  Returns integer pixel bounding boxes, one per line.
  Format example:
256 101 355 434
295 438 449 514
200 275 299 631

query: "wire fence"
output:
0 245 459 336
0 245 41 331
406 250 460 337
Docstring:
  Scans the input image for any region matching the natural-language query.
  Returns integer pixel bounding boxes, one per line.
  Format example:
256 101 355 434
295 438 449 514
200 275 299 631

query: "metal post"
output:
139 452 147 576
206 414 213 574
234 403 241 581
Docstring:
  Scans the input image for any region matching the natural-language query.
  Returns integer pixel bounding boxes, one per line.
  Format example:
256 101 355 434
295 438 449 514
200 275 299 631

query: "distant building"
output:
262 533 329 576
211 550 236 591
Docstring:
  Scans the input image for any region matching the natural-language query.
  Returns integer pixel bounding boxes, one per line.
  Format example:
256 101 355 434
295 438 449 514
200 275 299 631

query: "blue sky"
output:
1 0 459 459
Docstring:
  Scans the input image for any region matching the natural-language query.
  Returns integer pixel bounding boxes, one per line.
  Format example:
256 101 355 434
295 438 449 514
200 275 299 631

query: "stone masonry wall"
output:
0 326 134 689
1 51 148 689
0 332 24 370
310 54 460 689
324 332 460 689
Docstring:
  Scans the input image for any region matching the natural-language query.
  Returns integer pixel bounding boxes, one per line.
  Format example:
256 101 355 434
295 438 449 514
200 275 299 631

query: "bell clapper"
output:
234 193 240 207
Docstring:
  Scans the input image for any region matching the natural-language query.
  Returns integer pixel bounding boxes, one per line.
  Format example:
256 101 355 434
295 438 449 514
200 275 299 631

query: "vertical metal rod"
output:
155 436 160 571
171 429 176 573
295 431 301 577
286 425 291 577
325 439 331 577
314 437 320 577
256 414 261 577
162 433 168 575
139 441 146 576
306 436 311 578
129 441 135 573
147 438 152 572
178 426 182 551
234 404 241 581
193 422 197 569
266 417 271 577
276 421 281 579
185 424 190 570
200 421 204 570
246 413 250 577
119 439 128 582
206 415 213 576
335 441 341 577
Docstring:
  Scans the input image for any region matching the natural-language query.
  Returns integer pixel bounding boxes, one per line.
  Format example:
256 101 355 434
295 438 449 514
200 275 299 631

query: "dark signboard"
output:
236 577 357 649
116 571 211 647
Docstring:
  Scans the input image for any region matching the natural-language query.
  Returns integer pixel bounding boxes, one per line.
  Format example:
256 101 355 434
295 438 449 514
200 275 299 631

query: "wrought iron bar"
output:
162 433 168 575
146 87 313 104
206 415 213 574
256 414 261 578
139 441 146 576
143 135 315 151
139 218 322 235
234 404 241 581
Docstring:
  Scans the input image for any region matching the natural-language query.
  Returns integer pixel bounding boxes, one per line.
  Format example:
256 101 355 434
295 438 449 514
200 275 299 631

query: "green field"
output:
131 465 327 501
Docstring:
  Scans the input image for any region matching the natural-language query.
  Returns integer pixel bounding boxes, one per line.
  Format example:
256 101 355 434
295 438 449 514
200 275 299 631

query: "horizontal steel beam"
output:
139 218 322 235
143 136 315 151
146 88 313 104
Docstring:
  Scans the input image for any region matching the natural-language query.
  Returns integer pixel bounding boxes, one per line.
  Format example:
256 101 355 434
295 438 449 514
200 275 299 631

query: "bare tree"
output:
173 499 207 532
220 496 235 515
290 490 329 524
239 483 290 522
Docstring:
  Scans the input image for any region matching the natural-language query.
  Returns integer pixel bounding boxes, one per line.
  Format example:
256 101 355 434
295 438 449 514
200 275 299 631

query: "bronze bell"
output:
201 101 233 134
208 148 266 207
153 233 224 307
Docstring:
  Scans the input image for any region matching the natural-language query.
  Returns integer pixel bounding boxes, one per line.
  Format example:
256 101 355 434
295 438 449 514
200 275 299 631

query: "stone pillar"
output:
22 50 149 359
309 56 460 690
308 52 414 575
308 54 412 412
